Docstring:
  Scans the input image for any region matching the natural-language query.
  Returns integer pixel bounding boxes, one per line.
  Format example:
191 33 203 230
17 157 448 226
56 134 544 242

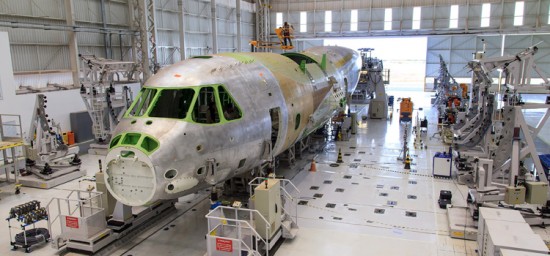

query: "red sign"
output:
65 216 79 229
216 238 233 252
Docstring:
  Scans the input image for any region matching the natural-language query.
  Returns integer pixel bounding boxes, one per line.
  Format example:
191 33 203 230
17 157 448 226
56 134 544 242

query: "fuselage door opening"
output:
205 158 218 185
269 107 281 153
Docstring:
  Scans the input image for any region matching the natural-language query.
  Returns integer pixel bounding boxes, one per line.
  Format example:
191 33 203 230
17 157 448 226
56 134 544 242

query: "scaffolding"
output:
0 114 24 187
79 55 140 150
254 0 272 52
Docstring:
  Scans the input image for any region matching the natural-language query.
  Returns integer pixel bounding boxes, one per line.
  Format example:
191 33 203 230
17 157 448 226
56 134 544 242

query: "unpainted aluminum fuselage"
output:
104 46 361 206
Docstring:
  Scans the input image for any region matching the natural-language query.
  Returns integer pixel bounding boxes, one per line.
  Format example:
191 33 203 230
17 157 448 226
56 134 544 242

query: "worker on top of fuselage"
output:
282 22 294 47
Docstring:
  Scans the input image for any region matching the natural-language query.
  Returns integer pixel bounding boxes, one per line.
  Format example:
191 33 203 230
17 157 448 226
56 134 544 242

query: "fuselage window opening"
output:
193 87 220 124
149 89 195 119
269 108 281 148
295 113 301 130
238 158 246 168
218 86 242 121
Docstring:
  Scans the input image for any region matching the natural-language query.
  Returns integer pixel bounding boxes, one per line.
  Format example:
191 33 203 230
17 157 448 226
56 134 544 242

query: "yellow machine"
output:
400 98 413 122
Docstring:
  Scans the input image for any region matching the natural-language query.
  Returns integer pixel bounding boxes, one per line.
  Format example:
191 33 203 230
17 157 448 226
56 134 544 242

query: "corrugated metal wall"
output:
271 0 550 38
175 0 255 60
0 0 133 74
154 0 255 65
272 0 522 11
0 0 255 89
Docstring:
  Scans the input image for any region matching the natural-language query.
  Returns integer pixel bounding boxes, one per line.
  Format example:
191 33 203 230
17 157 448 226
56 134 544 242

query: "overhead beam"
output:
0 20 136 34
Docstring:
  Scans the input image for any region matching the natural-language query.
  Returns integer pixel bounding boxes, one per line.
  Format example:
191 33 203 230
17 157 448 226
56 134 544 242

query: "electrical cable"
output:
14 228 50 246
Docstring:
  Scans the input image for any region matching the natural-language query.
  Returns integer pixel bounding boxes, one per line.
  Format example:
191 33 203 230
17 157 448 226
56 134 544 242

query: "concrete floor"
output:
0 90 549 256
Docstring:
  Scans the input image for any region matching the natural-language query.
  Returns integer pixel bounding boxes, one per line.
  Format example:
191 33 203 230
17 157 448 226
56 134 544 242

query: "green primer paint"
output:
219 53 255 64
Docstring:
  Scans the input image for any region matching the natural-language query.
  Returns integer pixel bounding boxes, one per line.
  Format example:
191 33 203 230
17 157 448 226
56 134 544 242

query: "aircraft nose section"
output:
104 147 158 206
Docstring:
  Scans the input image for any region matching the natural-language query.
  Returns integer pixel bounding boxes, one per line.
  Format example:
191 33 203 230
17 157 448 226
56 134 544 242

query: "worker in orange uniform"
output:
282 22 294 47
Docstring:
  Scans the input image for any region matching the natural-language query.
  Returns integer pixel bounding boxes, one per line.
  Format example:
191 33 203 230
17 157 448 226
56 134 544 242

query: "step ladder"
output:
206 206 268 256
248 177 300 240
281 213 299 239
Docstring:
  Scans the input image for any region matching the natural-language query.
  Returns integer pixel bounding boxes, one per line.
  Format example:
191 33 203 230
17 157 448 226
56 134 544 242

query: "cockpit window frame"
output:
217 85 243 122
192 86 221 124
125 87 195 120
124 84 243 125
148 88 195 119
127 88 157 117
190 84 243 125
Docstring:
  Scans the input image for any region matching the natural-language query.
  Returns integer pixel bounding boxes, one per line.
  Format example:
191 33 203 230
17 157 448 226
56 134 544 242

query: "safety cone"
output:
404 154 411 170
337 148 344 163
310 159 317 172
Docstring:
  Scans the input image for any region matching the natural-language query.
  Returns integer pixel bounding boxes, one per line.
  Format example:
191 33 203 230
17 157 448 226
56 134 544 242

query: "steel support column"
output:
146 0 159 73
313 0 316 36
64 0 80 87
499 0 505 31
236 0 241 52
432 1 436 30
368 0 373 34
536 0 542 28
136 0 159 81
255 0 270 52
465 0 470 32
399 0 404 31
100 0 112 58
133 0 149 81
339 0 343 35
128 0 143 81
211 0 218 54
178 0 187 60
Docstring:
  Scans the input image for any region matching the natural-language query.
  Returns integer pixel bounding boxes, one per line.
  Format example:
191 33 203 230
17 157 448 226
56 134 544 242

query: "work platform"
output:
9 169 86 189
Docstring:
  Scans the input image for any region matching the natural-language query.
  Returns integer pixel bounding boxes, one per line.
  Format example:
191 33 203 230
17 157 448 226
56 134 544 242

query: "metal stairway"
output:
281 213 299 239
206 206 270 256
206 178 300 256
278 179 300 240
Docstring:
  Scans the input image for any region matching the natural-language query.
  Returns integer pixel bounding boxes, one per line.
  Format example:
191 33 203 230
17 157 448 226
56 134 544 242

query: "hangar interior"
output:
0 0 550 255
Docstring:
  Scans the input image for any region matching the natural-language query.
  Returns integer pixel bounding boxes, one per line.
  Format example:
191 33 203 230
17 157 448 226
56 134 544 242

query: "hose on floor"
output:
15 228 50 245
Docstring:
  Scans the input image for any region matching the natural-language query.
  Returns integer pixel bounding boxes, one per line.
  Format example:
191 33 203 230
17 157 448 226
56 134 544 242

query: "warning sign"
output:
65 216 79 229
216 238 233 252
